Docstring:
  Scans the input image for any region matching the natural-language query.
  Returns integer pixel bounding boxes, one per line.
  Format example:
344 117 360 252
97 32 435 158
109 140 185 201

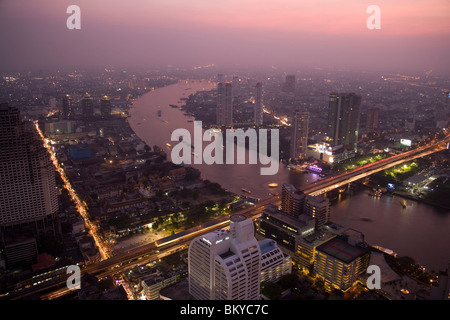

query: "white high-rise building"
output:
216 82 233 126
188 215 262 300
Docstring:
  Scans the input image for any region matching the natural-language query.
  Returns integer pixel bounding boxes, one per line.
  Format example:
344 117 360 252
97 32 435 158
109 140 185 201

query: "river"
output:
128 79 450 272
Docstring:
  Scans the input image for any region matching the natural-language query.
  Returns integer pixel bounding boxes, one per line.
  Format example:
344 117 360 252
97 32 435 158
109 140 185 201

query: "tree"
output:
261 281 282 300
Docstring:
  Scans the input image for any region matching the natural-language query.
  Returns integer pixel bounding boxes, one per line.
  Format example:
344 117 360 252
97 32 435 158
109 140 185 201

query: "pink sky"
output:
0 0 449 73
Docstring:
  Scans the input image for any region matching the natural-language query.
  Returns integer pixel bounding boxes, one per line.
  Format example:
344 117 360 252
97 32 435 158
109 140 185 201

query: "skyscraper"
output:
327 93 362 148
188 215 261 300
82 93 94 119
254 82 263 126
216 82 233 126
0 103 60 267
366 106 380 132
61 94 73 120
100 95 112 118
283 75 296 93
290 109 309 160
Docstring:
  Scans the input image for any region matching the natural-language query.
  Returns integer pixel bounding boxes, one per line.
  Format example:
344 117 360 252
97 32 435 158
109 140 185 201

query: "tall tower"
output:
254 82 263 126
366 106 380 132
61 94 74 120
188 215 261 300
216 82 233 126
283 75 296 93
82 93 94 119
0 103 60 267
100 95 112 118
290 109 309 160
327 93 361 148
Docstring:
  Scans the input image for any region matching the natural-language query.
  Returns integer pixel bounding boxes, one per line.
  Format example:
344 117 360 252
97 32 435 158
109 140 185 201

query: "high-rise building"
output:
0 103 60 267
216 82 233 126
281 184 305 218
366 106 380 132
100 96 112 118
232 76 239 99
283 75 296 93
259 239 292 284
315 235 370 292
82 93 94 119
188 215 262 300
290 109 309 160
327 93 362 148
61 94 74 119
304 195 331 228
254 82 263 126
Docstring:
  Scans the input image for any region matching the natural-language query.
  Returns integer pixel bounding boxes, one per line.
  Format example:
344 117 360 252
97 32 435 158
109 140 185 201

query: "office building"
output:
100 95 112 118
281 184 305 218
216 82 233 126
296 230 336 272
254 82 263 126
259 239 292 284
81 93 94 119
290 109 309 160
304 195 331 228
0 104 60 267
61 94 74 119
188 215 261 300
283 75 296 93
327 93 362 148
315 235 370 292
257 204 315 255
366 106 380 132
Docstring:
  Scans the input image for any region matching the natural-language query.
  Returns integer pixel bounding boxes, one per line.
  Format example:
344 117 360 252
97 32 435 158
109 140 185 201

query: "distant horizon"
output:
1 1 449 76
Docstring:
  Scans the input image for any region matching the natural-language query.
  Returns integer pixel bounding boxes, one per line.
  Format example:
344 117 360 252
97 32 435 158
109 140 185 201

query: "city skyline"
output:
0 0 449 304
0 1 449 74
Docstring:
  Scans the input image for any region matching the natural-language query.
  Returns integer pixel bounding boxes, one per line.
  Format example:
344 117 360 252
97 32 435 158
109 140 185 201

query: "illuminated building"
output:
0 104 60 268
290 109 309 160
366 106 380 132
314 233 370 292
188 215 261 300
304 195 331 228
254 82 263 126
306 143 356 164
327 93 361 148
259 239 292 284
256 204 315 257
61 94 74 119
281 184 305 218
216 82 233 126
296 231 336 272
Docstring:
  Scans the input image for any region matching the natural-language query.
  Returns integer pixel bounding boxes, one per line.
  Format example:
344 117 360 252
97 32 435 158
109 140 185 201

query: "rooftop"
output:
317 237 367 263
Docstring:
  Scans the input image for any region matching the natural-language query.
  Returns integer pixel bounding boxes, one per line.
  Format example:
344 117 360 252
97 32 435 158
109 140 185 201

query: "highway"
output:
301 134 449 196
4 195 276 300
5 129 448 300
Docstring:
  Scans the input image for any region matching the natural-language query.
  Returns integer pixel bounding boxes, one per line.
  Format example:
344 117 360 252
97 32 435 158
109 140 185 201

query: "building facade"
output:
216 82 233 126
188 215 261 300
290 109 309 160
327 93 361 148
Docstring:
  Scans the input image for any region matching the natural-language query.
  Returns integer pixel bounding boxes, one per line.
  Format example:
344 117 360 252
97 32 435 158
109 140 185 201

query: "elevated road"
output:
301 135 449 196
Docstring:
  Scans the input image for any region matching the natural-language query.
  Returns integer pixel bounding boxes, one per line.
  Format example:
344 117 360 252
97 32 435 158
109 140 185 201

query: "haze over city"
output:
0 0 449 74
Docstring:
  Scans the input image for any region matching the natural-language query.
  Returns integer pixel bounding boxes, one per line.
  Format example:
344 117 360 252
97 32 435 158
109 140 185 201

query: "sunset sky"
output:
0 0 449 74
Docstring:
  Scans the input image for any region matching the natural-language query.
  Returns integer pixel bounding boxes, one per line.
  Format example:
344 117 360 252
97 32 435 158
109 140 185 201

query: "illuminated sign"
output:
400 139 412 147
308 164 323 173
